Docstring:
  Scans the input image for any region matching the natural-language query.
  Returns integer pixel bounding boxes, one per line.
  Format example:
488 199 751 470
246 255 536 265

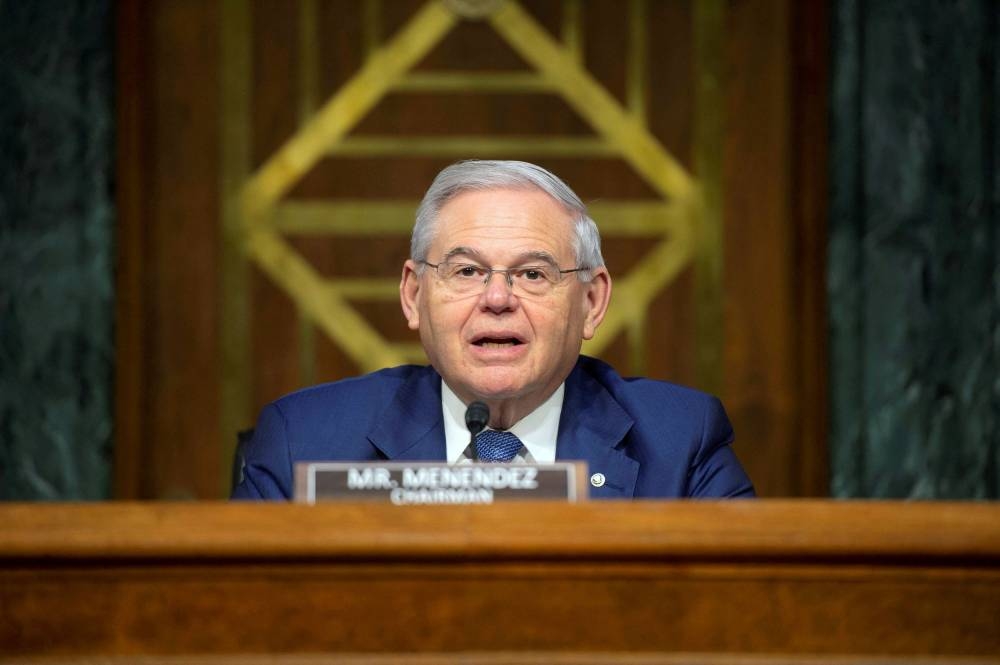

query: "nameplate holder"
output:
294 461 588 504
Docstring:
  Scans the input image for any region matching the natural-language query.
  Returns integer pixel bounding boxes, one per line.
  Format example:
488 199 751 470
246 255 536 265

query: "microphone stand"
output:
464 401 489 463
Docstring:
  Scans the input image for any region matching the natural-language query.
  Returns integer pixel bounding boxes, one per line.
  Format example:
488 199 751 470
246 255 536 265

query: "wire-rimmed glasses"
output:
421 260 587 296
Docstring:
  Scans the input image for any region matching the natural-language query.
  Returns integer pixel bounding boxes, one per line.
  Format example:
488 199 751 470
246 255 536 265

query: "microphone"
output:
465 401 489 463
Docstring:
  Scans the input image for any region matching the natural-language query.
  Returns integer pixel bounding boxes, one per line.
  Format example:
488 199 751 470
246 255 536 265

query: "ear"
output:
581 268 612 340
399 260 422 331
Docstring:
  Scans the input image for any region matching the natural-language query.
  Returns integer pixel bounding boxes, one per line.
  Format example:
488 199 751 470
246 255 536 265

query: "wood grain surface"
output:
1 501 998 660
1 501 999 560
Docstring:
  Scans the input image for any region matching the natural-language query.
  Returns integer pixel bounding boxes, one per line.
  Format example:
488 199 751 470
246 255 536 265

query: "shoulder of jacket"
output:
272 364 429 410
576 355 717 404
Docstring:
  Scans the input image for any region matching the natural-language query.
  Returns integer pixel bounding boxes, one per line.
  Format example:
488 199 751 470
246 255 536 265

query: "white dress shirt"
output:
441 380 563 464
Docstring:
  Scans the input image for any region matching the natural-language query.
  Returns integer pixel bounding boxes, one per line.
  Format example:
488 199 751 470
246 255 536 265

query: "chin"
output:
467 371 531 402
468 381 526 402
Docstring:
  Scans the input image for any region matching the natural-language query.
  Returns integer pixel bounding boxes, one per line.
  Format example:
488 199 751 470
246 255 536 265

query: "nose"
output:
479 269 518 312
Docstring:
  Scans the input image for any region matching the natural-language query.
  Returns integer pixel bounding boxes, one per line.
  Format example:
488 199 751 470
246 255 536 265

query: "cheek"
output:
422 299 471 344
528 300 579 344
559 298 591 347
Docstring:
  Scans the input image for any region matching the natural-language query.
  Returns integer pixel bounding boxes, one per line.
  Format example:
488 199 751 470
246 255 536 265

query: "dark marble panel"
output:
0 1 113 499
829 0 999 498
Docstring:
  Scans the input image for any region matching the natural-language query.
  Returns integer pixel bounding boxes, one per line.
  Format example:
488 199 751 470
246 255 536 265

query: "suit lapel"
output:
556 361 639 498
364 361 639 496
367 367 447 460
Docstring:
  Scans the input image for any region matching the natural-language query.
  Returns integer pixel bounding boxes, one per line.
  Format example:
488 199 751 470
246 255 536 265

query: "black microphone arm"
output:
464 401 489 463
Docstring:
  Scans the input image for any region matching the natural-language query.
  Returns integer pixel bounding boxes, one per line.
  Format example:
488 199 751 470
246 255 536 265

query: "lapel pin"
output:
590 472 606 488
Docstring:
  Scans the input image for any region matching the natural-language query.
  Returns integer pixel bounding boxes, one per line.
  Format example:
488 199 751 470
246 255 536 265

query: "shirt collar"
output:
441 379 564 464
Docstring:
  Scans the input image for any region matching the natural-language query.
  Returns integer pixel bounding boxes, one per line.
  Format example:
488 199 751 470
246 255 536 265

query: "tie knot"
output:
475 430 523 463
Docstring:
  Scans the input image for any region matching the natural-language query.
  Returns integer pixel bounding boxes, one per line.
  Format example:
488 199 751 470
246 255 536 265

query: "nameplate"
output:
294 462 588 504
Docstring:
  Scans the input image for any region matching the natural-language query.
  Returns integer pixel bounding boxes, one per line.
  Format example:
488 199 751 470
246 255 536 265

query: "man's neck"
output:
483 399 539 431
446 386 558 431
440 380 564 464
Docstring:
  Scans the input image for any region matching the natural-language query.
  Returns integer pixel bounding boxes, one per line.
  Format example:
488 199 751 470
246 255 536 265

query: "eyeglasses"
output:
421 261 588 296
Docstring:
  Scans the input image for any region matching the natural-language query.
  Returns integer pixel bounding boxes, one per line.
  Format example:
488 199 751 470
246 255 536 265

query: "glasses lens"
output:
510 266 556 295
438 263 486 294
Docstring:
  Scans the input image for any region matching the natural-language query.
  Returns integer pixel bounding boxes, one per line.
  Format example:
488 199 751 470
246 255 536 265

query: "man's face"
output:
400 187 611 415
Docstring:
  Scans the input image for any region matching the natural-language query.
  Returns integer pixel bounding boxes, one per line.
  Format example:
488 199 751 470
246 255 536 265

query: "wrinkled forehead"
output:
430 187 576 260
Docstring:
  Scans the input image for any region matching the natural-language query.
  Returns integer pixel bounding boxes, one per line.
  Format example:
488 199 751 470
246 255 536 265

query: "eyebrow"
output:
441 247 561 268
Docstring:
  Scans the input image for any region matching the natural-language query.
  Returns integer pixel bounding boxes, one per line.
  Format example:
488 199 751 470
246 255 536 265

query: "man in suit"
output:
233 160 753 499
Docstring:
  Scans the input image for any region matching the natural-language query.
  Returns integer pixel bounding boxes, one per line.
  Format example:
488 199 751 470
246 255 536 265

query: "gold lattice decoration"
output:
220 0 724 489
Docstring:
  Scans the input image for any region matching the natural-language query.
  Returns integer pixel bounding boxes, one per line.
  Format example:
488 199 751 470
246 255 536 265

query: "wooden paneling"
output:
114 0 829 498
113 0 149 500
723 0 795 495
146 1 222 500
1 502 999 661
114 0 222 499
723 0 820 496
790 0 830 496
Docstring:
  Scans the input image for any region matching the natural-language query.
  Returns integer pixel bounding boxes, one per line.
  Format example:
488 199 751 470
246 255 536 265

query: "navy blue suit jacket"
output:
232 356 754 500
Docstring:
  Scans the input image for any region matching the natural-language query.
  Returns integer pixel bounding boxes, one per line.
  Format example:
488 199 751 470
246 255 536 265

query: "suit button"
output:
590 472 606 488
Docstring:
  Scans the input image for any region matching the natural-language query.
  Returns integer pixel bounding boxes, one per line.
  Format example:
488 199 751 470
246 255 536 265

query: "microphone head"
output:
465 401 490 435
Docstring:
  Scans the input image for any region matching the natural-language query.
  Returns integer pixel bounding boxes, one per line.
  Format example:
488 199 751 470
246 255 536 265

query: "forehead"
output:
431 187 575 260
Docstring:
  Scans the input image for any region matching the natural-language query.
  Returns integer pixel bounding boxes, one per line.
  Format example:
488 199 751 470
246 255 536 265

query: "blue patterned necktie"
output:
475 430 523 463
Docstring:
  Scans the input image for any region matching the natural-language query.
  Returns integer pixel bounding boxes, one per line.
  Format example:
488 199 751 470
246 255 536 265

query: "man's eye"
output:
455 265 482 278
519 268 548 281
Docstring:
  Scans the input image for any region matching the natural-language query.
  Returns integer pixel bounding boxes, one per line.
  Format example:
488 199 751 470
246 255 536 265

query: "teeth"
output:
481 341 515 348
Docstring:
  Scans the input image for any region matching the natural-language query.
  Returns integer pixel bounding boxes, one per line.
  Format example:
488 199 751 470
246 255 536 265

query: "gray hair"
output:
411 160 604 279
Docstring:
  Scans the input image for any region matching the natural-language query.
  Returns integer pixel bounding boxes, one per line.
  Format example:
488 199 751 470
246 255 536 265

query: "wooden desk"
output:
1 501 998 664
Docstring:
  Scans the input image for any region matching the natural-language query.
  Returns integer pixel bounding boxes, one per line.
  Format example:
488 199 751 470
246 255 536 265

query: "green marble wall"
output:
0 1 114 500
829 0 1000 498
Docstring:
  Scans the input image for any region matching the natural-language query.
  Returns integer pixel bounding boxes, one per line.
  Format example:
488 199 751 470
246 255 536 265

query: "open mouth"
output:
472 337 524 349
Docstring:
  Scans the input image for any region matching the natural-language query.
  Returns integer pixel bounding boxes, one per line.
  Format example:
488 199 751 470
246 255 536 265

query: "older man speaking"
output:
233 160 753 499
